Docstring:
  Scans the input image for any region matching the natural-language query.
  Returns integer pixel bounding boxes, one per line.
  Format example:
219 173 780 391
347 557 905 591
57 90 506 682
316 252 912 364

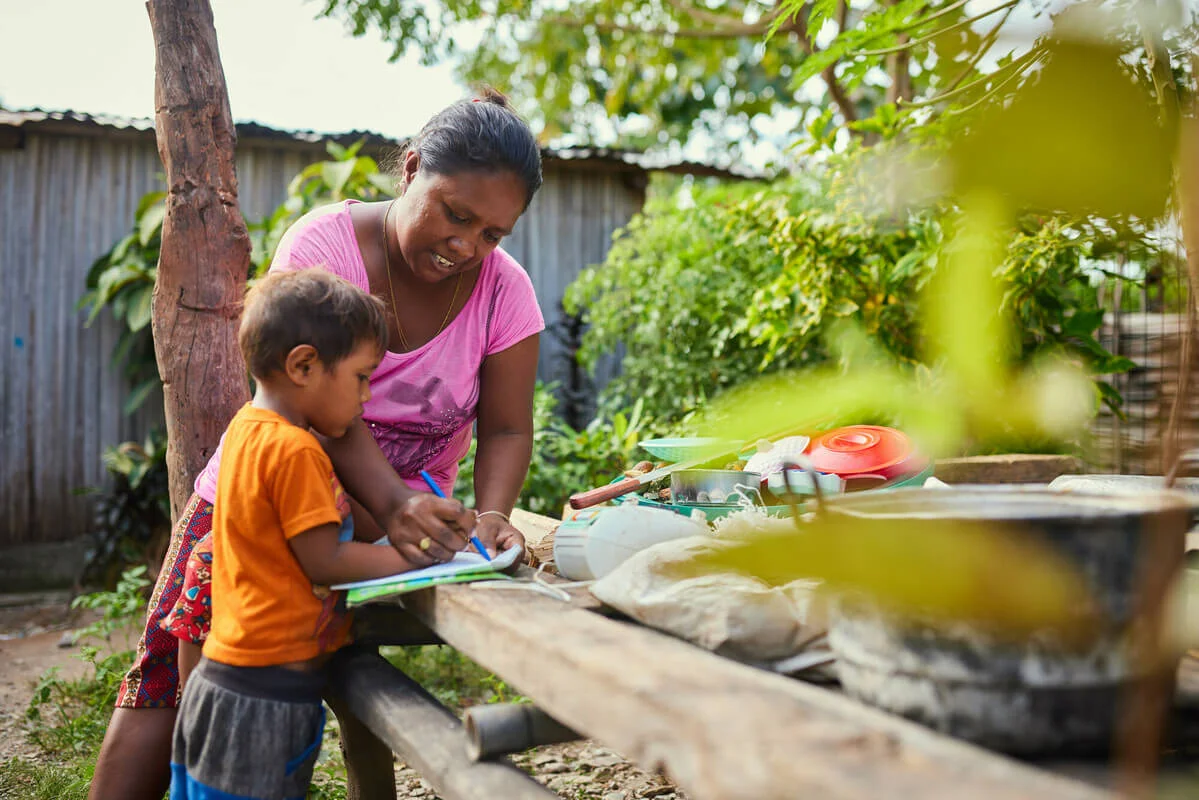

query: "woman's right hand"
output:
385 493 475 567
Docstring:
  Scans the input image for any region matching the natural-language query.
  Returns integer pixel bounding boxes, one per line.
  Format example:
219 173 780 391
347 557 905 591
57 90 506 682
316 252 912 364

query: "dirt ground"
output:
0 594 682 800
0 593 97 765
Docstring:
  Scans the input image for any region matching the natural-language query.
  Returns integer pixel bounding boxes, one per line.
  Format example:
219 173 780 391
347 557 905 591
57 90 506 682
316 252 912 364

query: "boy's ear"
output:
283 345 320 386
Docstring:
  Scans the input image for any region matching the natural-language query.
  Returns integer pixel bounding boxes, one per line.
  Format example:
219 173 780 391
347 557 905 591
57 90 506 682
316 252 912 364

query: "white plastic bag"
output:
590 536 826 663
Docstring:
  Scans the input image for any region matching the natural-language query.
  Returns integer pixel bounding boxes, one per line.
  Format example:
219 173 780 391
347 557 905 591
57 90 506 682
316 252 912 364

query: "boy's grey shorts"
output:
170 658 327 800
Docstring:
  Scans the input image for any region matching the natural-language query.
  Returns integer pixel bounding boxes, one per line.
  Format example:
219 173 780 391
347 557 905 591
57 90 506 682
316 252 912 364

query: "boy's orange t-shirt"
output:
203 404 352 667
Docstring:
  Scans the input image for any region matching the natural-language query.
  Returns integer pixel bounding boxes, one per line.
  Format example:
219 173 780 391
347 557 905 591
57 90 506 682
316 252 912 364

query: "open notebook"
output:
331 544 523 606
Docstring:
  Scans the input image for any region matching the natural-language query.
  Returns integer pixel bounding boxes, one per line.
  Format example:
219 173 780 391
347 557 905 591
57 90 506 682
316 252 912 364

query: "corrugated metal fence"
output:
0 127 643 548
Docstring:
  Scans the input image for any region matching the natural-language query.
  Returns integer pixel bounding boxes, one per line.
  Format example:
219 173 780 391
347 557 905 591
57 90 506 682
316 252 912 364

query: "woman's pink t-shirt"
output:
194 200 544 501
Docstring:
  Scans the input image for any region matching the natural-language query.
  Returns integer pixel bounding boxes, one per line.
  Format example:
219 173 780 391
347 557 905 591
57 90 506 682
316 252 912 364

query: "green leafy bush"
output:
567 154 1150 436
455 382 654 516
565 180 795 423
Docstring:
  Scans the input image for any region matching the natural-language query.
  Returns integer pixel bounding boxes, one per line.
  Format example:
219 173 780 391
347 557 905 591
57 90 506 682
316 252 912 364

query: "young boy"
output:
169 268 421 799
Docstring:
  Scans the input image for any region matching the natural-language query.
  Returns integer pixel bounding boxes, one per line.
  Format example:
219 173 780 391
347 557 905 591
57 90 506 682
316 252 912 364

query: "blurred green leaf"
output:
136 200 165 247
321 159 357 199
683 516 1100 642
924 194 1010 404
125 286 154 333
803 0 839 40
949 11 1176 219
135 190 166 219
123 376 160 415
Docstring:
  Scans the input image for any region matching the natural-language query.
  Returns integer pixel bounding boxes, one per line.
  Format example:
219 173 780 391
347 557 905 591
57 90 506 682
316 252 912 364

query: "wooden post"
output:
145 0 251 519
325 687 398 800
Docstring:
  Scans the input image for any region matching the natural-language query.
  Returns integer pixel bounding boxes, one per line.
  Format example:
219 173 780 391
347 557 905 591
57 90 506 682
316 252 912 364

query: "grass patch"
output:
24 647 130 759
0 757 94 800
381 645 527 710
1 649 127 800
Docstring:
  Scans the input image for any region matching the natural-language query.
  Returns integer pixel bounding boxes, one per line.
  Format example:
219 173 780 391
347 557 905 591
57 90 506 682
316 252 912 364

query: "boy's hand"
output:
473 514 526 563
387 494 474 567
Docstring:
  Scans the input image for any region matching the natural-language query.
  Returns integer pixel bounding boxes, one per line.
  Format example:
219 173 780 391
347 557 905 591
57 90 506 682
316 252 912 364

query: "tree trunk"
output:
886 46 911 105
885 0 912 106
146 0 251 520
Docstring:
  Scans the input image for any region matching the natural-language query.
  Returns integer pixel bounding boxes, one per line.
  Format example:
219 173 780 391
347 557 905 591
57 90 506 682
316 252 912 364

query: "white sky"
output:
0 0 468 138
0 0 1069 169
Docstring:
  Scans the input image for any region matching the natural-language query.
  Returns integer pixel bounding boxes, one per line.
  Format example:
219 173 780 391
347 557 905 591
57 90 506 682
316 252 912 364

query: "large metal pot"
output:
821 485 1194 755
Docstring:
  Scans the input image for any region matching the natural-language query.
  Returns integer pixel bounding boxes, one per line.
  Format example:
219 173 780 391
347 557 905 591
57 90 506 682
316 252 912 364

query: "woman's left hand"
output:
473 512 525 560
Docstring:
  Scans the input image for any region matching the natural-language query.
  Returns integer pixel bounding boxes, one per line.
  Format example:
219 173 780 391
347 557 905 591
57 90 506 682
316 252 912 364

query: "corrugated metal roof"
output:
0 108 758 179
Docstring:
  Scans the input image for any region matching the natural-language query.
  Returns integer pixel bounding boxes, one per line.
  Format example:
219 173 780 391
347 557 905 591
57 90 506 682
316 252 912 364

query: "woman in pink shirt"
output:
90 89 545 800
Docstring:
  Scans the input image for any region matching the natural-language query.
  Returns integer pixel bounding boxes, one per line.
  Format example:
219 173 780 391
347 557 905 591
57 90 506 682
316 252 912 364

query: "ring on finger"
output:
419 537 432 551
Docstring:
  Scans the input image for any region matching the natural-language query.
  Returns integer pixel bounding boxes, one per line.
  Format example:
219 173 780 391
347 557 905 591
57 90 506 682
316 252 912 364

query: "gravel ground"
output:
384 739 684 800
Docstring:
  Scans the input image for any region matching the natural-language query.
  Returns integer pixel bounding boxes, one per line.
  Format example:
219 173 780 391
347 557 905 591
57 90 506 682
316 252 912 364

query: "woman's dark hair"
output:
396 87 543 208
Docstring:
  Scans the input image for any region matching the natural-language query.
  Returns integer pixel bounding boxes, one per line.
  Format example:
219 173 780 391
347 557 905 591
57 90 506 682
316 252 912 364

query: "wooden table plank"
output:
396 580 1111 800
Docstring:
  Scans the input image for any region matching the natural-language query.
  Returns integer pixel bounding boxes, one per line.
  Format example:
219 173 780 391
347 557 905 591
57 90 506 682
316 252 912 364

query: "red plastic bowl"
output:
808 425 922 481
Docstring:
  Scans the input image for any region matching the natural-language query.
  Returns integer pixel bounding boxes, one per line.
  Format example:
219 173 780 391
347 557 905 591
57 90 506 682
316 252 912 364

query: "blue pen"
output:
419 469 492 562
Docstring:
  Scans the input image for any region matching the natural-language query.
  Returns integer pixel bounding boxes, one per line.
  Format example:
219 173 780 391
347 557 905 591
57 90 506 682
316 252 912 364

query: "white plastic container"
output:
553 509 603 580
553 504 708 580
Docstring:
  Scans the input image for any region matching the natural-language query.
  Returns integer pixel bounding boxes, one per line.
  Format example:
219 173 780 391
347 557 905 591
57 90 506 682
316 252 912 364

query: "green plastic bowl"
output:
638 437 735 462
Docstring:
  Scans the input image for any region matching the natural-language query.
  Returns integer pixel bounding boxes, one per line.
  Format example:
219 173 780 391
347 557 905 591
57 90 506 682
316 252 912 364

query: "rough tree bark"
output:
146 0 251 520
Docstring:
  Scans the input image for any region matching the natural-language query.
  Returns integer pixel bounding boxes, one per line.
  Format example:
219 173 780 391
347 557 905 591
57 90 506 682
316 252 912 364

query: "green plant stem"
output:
857 0 1019 58
902 44 1041 111
944 50 1036 115
939 3 1017 95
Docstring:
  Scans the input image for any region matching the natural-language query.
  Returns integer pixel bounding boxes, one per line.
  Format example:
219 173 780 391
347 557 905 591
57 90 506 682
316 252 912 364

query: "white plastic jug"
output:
553 508 604 580
554 504 708 581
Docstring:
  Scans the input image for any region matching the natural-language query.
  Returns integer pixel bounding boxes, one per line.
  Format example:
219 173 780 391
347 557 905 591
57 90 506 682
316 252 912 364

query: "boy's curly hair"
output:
239 268 388 379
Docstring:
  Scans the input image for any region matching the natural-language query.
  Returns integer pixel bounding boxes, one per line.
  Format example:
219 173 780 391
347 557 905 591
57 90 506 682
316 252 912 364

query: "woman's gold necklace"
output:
381 200 462 352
